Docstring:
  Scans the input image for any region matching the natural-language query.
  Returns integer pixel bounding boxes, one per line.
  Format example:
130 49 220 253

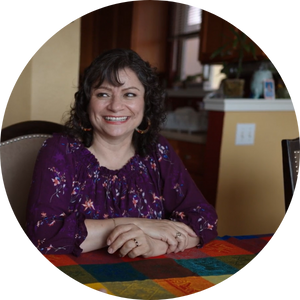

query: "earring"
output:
135 117 151 134
79 122 92 132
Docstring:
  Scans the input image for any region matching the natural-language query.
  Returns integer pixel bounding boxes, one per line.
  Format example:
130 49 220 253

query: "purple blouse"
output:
26 133 218 256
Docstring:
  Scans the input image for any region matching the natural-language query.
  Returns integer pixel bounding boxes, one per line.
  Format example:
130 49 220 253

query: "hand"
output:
132 219 197 254
107 223 168 258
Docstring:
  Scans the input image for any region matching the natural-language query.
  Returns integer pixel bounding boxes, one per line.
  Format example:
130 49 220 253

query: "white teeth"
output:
104 116 128 121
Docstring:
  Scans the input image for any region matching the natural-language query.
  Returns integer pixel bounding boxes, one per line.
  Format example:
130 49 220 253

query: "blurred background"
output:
2 1 298 237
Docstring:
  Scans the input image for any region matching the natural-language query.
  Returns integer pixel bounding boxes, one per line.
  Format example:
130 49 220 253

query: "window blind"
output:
172 4 201 37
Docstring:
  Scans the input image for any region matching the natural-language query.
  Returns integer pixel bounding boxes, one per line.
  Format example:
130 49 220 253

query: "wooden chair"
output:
281 137 299 212
0 120 64 230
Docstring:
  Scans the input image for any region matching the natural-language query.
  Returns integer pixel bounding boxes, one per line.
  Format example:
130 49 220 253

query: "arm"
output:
155 136 218 247
80 219 115 253
26 135 87 256
79 212 201 256
79 216 172 256
106 222 200 258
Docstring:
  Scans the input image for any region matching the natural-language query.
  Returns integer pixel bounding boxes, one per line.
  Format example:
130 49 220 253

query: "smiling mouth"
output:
104 116 129 122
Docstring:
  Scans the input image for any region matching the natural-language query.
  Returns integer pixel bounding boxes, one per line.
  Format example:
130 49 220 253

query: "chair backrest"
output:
0 121 64 230
281 137 300 211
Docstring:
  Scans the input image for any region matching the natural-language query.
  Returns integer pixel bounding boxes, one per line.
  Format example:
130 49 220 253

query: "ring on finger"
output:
175 232 182 238
134 238 139 247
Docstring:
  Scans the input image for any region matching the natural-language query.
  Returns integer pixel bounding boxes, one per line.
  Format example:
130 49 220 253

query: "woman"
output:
26 48 218 258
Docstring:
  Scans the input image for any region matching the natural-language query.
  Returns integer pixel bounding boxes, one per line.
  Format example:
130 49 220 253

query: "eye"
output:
125 92 136 98
96 92 109 98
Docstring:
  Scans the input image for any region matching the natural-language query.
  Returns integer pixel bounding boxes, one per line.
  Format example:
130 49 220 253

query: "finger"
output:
159 221 196 245
166 230 189 254
166 236 182 254
173 222 197 237
107 223 136 246
127 240 144 258
108 227 144 254
163 232 180 253
174 234 187 253
118 239 139 257
127 247 141 259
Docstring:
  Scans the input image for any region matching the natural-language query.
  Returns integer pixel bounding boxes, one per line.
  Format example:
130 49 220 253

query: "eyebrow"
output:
96 86 141 92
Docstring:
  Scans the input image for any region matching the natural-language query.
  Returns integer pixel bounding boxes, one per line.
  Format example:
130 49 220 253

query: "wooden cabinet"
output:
79 1 170 77
165 110 225 208
167 139 205 191
199 10 267 64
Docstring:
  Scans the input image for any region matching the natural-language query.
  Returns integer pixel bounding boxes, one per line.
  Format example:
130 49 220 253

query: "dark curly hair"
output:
64 48 166 156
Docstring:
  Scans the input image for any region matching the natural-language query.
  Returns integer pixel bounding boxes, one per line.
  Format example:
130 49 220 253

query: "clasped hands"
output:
106 219 198 258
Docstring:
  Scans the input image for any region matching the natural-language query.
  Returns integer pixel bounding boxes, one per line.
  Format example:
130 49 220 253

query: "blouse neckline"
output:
78 139 141 176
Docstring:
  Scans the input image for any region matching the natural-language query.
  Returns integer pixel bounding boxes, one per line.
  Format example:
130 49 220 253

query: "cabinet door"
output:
166 138 207 201
199 10 267 64
177 141 205 175
80 1 169 77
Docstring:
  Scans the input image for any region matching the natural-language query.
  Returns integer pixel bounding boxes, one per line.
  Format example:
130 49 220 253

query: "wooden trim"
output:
79 3 134 78
282 137 300 211
1 121 64 142
201 111 224 206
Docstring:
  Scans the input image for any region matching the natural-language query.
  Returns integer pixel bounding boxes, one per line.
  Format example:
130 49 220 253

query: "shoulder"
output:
45 133 79 145
154 134 170 148
41 133 83 153
36 133 88 169
150 134 175 161
155 134 173 152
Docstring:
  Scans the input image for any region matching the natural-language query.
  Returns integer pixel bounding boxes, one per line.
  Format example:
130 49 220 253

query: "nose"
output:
107 94 124 112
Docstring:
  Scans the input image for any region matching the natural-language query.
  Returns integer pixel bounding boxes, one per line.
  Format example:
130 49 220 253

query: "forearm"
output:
81 217 200 254
80 219 115 253
81 217 142 253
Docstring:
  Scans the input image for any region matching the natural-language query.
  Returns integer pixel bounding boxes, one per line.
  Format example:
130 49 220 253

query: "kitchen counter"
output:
160 130 206 144
203 98 294 112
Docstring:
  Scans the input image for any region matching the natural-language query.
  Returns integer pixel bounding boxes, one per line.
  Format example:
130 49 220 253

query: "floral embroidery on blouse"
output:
82 198 95 211
157 143 172 163
26 133 218 256
48 167 66 202
66 141 81 154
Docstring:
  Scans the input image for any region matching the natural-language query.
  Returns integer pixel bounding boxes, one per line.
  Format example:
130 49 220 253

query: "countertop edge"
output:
161 130 206 144
203 98 294 112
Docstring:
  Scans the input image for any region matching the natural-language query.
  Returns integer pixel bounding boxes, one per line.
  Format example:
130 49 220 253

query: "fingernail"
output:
108 247 113 254
107 239 111 246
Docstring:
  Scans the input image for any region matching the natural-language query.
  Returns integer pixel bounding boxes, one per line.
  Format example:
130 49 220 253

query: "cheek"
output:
87 99 102 115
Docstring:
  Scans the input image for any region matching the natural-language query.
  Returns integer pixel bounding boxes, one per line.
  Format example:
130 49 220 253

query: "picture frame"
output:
263 79 275 99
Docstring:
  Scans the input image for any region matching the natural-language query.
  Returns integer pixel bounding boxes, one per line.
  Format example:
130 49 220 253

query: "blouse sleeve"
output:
26 135 87 256
156 135 218 247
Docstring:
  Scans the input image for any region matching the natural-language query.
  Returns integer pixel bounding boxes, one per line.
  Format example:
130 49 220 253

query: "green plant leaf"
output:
210 42 229 59
240 32 246 42
229 26 238 36
232 38 238 48
249 43 257 59
243 44 250 52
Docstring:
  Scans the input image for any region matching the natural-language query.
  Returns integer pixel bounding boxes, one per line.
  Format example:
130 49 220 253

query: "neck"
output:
88 135 135 170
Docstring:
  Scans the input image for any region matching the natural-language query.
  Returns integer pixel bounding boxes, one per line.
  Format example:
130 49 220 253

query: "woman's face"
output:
88 67 145 141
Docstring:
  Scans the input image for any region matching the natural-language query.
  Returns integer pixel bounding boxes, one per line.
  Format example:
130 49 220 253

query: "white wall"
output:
3 18 81 127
